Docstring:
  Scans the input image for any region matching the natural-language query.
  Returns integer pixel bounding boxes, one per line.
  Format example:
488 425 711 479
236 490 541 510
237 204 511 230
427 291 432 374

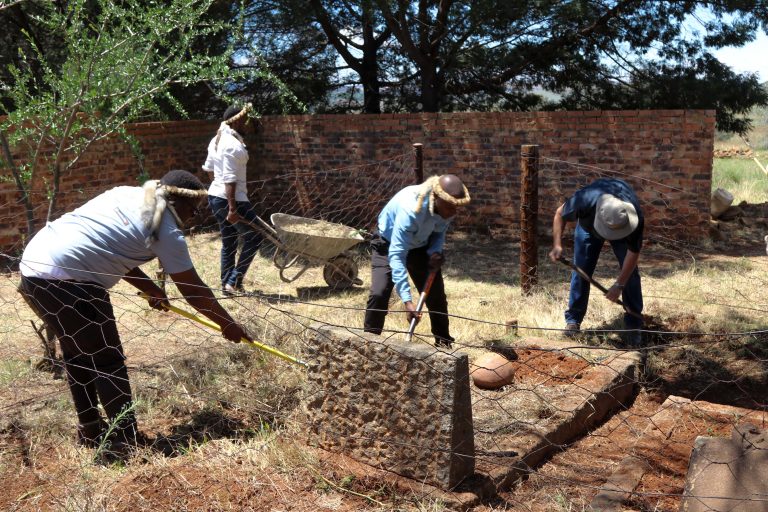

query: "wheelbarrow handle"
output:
556 256 644 322
406 270 437 342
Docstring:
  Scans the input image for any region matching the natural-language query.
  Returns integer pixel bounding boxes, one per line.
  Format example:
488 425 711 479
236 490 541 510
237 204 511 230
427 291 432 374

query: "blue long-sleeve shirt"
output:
377 185 452 303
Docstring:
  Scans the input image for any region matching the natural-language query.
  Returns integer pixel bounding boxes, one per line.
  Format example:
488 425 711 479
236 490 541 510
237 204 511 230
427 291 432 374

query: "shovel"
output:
556 256 644 322
406 270 437 342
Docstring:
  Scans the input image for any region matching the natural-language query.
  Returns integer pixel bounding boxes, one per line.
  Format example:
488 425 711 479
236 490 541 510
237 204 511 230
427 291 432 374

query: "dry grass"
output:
2 196 768 509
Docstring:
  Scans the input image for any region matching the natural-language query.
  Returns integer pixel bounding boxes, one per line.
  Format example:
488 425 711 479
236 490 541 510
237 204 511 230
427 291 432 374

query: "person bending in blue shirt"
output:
364 174 470 349
548 178 644 345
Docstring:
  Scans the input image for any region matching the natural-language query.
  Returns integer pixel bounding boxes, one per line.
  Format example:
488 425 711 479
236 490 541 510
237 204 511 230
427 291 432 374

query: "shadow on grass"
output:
296 285 368 301
148 405 288 458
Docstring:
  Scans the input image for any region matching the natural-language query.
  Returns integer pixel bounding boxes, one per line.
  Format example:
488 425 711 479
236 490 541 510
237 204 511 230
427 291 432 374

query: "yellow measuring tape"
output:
140 294 308 367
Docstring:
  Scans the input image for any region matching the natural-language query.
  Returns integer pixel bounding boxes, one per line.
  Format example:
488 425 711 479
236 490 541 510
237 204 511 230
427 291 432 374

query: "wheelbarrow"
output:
240 213 365 289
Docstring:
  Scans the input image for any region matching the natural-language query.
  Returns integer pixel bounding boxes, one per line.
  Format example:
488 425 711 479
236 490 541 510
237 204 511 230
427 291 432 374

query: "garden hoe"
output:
556 256 644 322
139 294 308 367
406 270 437 343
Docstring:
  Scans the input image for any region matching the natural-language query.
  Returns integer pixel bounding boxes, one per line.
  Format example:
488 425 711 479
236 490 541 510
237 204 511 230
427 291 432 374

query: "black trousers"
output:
363 236 453 345
20 276 135 428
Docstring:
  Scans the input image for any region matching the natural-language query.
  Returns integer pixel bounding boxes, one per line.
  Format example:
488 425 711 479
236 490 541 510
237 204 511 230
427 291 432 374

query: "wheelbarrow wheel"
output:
323 255 362 289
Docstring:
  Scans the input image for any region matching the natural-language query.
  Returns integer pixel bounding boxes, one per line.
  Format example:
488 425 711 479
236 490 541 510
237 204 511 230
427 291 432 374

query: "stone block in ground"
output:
681 423 768 512
590 397 768 511
303 325 474 490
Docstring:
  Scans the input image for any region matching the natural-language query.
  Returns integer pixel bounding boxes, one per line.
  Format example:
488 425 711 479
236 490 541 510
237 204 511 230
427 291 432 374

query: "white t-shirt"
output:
21 186 194 289
202 122 249 202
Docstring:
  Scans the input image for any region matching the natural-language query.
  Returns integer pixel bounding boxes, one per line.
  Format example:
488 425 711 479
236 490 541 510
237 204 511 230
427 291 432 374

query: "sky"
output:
713 30 768 82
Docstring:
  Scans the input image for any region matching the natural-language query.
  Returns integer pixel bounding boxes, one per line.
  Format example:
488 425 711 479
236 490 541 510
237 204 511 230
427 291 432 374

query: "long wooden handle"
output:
556 256 644 321
406 270 438 342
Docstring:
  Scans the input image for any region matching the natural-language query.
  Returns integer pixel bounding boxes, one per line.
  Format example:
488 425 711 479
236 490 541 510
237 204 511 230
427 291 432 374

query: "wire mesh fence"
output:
0 145 767 511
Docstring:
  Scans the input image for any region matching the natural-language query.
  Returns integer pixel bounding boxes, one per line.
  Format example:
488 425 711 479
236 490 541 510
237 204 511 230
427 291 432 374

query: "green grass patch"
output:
0 359 31 386
712 154 768 203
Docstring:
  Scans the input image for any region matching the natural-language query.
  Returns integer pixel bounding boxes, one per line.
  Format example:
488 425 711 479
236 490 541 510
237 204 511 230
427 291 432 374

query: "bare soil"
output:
3 228 768 511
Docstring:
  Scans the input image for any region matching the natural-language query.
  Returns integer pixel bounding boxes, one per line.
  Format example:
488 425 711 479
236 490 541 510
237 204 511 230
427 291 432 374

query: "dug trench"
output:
387 312 768 510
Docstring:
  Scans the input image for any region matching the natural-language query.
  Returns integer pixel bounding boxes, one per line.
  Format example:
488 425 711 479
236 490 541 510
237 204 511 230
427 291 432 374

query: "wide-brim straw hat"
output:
594 194 639 240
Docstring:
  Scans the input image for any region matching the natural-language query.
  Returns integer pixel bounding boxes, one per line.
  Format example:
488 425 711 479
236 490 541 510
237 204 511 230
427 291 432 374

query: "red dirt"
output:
512 348 591 385
1 327 763 511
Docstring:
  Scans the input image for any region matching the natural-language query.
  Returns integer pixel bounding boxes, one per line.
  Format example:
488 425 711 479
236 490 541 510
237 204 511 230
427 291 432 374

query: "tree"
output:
249 0 767 131
234 0 335 114
308 0 391 113
0 0 240 239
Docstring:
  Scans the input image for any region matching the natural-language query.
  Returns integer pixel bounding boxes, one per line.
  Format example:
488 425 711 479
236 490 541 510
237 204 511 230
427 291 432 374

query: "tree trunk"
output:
0 131 37 240
360 24 382 114
420 65 440 112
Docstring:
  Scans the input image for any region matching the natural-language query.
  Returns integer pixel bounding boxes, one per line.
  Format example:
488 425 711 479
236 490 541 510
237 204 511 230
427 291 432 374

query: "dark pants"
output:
19 276 135 429
209 195 263 288
566 223 644 329
363 236 453 345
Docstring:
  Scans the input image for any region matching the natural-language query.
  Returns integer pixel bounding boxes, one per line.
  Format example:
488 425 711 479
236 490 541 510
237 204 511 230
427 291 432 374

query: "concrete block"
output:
681 424 768 512
304 325 475 489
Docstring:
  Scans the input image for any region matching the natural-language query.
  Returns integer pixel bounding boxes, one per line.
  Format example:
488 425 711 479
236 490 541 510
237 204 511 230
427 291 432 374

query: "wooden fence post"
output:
520 145 539 295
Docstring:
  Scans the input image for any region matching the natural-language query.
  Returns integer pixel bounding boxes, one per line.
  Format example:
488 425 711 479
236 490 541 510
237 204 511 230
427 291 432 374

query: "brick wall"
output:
0 110 714 254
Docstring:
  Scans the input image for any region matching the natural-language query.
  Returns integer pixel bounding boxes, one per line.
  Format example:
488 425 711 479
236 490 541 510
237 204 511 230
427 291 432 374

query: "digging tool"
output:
406 270 437 342
139 294 308 367
556 256 644 322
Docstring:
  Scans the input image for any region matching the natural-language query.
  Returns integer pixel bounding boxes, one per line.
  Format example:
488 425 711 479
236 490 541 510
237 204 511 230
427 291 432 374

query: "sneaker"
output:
223 283 239 296
564 323 581 338
435 337 453 350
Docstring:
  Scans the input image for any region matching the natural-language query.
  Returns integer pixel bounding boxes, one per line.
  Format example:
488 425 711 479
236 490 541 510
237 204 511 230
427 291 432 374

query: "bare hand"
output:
145 290 170 311
222 322 250 343
226 209 240 224
405 301 421 325
605 284 623 303
428 252 444 272
548 245 563 263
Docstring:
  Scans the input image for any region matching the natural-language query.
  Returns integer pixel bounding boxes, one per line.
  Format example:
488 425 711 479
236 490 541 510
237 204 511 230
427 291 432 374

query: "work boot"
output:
622 330 643 348
564 323 581 338
96 420 148 464
76 419 108 448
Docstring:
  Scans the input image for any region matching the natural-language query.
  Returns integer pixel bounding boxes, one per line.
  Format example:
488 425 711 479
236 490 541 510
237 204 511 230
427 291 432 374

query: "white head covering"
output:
594 194 639 240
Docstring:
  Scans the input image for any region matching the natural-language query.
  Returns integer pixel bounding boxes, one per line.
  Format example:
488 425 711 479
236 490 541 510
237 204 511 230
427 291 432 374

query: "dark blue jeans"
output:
208 196 263 288
566 223 643 329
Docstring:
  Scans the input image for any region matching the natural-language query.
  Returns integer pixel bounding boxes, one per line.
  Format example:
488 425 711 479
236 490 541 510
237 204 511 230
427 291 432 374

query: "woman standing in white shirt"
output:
203 103 263 295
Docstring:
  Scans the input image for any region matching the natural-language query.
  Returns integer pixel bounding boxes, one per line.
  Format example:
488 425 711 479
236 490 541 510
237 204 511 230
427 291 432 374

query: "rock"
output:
719 205 743 221
470 352 515 390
